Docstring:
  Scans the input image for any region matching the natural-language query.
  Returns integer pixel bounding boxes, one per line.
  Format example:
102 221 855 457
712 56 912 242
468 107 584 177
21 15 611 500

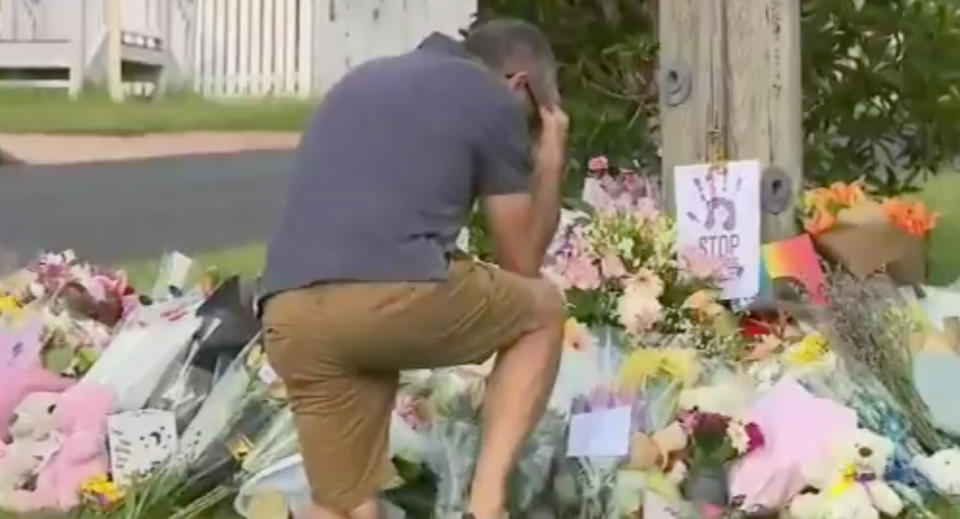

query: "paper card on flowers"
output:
675 161 761 300
107 409 178 487
0 317 43 370
643 491 685 518
567 406 632 457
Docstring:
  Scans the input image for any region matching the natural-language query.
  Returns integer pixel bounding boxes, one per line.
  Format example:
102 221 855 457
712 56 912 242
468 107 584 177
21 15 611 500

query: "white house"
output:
0 0 476 97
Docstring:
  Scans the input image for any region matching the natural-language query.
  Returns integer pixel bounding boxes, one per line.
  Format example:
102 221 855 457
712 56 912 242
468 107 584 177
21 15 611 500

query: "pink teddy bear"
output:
0 367 75 443
0 383 114 513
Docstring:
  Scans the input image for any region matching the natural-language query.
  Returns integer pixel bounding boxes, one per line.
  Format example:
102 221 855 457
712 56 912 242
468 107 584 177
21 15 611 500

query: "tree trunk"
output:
659 0 803 241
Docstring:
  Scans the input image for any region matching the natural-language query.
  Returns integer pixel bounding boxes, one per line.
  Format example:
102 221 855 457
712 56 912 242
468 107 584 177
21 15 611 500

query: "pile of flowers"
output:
801 179 938 237
4 158 960 519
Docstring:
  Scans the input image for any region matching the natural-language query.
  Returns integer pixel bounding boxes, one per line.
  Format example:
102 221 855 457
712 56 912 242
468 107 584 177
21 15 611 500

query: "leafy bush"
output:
474 0 660 198
476 0 960 195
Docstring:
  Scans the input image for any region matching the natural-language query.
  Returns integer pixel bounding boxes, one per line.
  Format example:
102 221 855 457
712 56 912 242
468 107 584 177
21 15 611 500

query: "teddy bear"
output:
0 383 114 512
788 428 904 519
677 376 754 419
0 367 75 443
0 392 62 492
913 448 960 496
626 421 689 472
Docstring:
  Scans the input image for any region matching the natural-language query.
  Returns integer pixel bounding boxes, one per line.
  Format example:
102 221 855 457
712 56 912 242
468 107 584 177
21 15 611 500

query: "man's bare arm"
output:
483 105 568 277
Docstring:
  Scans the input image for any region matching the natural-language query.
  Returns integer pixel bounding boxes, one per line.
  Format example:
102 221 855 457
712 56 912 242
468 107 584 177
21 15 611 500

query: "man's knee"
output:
530 279 565 329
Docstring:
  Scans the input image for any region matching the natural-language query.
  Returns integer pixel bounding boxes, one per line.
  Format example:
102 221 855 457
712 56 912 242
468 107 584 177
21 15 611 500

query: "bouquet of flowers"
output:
546 157 738 356
801 180 937 284
677 409 764 517
173 335 288 512
554 384 639 519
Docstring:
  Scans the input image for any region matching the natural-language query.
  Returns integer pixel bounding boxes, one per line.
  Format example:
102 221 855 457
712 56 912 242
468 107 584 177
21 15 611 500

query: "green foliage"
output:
802 0 960 194
474 0 660 197
477 0 960 195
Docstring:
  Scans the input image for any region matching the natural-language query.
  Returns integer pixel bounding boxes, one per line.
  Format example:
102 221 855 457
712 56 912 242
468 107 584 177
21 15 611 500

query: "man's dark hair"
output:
463 19 559 107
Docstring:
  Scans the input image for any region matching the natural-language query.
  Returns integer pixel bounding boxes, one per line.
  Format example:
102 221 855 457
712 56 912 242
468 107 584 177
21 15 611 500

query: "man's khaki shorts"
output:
262 259 539 513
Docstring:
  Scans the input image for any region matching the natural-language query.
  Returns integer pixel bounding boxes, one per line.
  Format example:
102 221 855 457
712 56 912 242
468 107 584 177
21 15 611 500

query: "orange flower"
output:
804 209 837 235
882 198 938 236
828 180 867 207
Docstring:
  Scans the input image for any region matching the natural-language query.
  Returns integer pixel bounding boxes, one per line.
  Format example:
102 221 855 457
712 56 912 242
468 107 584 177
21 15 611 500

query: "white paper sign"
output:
566 406 632 457
674 160 761 300
108 410 178 487
643 491 684 519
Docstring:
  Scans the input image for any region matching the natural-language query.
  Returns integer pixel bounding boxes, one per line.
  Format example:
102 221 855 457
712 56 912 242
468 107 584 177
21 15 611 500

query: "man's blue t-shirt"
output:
260 33 531 298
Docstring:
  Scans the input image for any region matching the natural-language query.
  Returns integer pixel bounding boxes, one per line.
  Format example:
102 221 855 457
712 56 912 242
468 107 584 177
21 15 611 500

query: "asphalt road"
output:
0 151 292 265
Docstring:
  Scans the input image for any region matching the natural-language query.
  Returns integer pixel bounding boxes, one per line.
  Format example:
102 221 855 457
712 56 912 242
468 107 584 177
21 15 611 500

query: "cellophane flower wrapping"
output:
428 415 481 519
410 367 485 519
175 334 288 510
554 328 632 519
506 408 566 513
145 320 221 432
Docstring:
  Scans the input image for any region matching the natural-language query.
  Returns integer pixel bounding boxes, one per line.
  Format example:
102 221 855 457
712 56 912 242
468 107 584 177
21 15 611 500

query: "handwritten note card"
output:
675 160 761 300
107 409 178 486
566 406 632 458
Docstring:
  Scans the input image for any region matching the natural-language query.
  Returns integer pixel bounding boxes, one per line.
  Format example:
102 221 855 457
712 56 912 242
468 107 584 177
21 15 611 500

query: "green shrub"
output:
476 0 960 195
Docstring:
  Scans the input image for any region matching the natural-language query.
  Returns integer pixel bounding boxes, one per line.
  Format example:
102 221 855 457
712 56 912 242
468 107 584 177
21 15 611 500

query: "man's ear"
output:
505 71 530 94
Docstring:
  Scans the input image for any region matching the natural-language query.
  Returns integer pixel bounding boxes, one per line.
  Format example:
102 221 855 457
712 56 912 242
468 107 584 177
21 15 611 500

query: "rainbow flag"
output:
762 234 827 305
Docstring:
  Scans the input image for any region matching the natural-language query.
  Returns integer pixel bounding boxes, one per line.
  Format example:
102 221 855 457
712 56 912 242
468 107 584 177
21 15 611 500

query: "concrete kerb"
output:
0 132 300 167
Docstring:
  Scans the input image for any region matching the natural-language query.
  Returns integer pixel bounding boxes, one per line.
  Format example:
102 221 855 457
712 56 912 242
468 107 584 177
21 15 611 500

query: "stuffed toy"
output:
0 367 75 442
913 448 960 496
0 383 114 512
0 392 62 492
789 428 904 519
677 376 754 419
626 421 688 471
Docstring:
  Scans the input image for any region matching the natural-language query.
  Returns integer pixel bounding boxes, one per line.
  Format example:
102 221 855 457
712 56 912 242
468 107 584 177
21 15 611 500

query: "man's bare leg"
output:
467 281 565 518
306 499 380 519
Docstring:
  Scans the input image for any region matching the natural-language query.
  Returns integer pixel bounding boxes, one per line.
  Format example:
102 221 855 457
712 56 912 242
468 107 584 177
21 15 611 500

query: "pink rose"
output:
600 254 627 279
587 156 610 175
564 255 602 290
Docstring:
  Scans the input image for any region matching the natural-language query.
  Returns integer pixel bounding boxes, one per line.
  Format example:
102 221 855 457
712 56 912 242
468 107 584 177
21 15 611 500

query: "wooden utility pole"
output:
106 0 124 102
659 0 803 241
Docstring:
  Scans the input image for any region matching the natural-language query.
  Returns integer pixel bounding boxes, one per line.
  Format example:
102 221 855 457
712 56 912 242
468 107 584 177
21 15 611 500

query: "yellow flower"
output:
81 474 125 505
81 474 109 491
784 332 829 366
562 318 594 351
619 348 699 391
0 295 23 320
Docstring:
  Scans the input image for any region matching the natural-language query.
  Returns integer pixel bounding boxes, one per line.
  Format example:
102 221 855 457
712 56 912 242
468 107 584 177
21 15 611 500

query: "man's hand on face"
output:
535 104 569 176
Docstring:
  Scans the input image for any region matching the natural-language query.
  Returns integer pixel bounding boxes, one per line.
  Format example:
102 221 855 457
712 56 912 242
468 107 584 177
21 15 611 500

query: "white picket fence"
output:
193 0 477 97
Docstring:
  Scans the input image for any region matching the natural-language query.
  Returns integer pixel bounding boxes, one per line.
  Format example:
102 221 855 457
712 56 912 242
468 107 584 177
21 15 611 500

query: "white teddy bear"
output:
914 449 960 496
0 392 62 492
789 428 904 519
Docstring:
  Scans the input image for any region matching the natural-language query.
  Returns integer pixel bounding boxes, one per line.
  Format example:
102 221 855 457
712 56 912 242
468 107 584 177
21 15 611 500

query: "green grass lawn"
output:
112 170 960 292
0 88 313 135
115 243 266 293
